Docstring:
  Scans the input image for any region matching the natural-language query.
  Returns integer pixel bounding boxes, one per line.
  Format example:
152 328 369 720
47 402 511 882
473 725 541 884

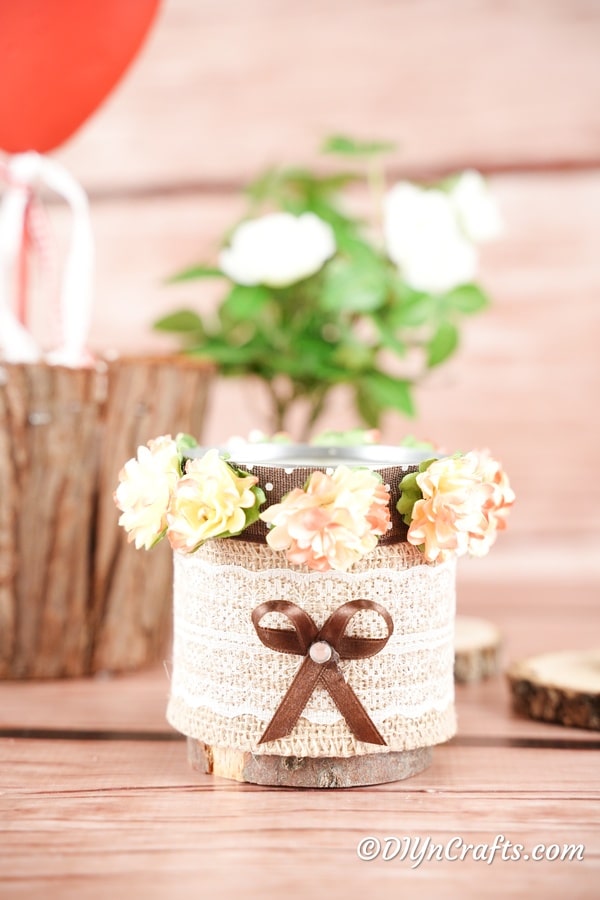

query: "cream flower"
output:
218 212 336 287
450 170 503 243
167 450 261 552
260 466 391 572
384 182 477 294
406 451 514 562
114 435 181 550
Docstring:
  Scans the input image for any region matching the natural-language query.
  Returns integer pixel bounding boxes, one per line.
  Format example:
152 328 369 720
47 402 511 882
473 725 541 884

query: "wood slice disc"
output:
454 615 502 683
507 650 600 730
187 739 433 788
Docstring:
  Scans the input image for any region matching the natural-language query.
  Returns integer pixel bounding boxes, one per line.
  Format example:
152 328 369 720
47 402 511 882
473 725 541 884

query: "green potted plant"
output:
155 136 501 439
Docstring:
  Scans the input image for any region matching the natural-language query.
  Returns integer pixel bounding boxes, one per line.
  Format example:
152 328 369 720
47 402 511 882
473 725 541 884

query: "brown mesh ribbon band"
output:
235 463 418 545
251 599 394 746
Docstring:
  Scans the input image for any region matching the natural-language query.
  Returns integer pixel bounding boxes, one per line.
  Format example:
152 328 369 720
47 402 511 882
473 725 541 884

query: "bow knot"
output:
251 599 393 746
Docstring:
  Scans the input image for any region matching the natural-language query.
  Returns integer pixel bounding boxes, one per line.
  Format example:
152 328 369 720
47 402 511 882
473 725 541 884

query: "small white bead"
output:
265 482 274 491
309 641 333 664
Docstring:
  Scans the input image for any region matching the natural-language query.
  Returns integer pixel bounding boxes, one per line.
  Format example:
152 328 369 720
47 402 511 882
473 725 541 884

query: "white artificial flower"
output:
218 212 336 287
450 170 503 243
384 182 477 293
114 435 181 550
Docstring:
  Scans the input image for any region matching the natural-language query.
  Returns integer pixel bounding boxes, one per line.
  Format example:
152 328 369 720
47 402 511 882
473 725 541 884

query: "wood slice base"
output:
454 615 502 683
507 650 600 730
187 739 433 788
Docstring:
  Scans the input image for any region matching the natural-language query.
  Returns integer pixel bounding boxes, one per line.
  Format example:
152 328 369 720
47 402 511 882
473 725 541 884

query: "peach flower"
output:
260 466 391 572
114 435 181 550
469 448 515 555
167 450 261 552
407 451 514 562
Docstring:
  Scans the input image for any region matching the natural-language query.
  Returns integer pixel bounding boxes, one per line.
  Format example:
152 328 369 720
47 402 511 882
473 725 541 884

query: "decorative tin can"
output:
166 446 456 787
114 439 514 787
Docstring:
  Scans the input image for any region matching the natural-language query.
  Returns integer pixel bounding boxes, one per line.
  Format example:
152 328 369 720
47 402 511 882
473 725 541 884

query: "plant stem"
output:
299 386 329 442
367 157 386 237
264 379 288 434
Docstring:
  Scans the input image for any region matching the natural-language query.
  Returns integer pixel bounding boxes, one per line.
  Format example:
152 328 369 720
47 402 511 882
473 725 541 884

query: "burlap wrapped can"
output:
166 453 457 788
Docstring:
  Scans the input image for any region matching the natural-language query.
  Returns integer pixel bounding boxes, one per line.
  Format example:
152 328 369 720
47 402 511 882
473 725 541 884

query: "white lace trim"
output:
171 683 455 724
173 619 454 656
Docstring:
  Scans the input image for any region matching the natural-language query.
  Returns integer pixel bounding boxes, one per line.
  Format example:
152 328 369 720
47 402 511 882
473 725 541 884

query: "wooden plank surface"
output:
1 744 598 897
53 0 600 191
1 584 599 897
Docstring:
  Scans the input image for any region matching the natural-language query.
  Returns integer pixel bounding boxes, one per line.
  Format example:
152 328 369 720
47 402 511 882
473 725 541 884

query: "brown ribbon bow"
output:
251 599 394 746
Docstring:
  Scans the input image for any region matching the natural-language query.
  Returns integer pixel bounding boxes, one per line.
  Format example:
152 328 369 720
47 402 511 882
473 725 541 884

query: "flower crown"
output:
114 434 514 573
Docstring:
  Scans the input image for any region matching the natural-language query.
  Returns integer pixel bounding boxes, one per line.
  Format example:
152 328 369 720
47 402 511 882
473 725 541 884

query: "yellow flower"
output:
260 466 391 572
114 435 181 550
167 450 260 552
407 451 514 562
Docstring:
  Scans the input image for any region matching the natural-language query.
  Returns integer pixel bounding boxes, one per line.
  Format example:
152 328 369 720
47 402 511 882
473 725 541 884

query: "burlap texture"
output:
167 540 456 758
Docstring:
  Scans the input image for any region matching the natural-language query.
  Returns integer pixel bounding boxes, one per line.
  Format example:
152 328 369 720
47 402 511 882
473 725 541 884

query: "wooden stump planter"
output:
0 355 212 678
166 451 457 788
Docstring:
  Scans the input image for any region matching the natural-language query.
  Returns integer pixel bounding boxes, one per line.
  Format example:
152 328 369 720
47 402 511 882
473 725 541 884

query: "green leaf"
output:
392 293 437 327
322 134 396 158
304 198 362 239
396 466 435 524
167 265 224 283
245 486 267 526
175 433 198 457
245 166 360 214
245 167 282 204
396 489 420 525
332 342 375 372
282 168 360 195
220 285 271 322
443 284 489 315
355 384 383 429
147 527 168 550
269 337 349 382
426 321 459 367
153 310 205 333
311 428 379 447
372 314 407 356
335 233 377 261
321 258 387 313
400 434 437 452
187 337 262 368
360 372 416 418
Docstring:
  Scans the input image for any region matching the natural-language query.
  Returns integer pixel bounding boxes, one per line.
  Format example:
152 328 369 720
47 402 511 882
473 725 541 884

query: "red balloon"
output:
0 0 161 153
